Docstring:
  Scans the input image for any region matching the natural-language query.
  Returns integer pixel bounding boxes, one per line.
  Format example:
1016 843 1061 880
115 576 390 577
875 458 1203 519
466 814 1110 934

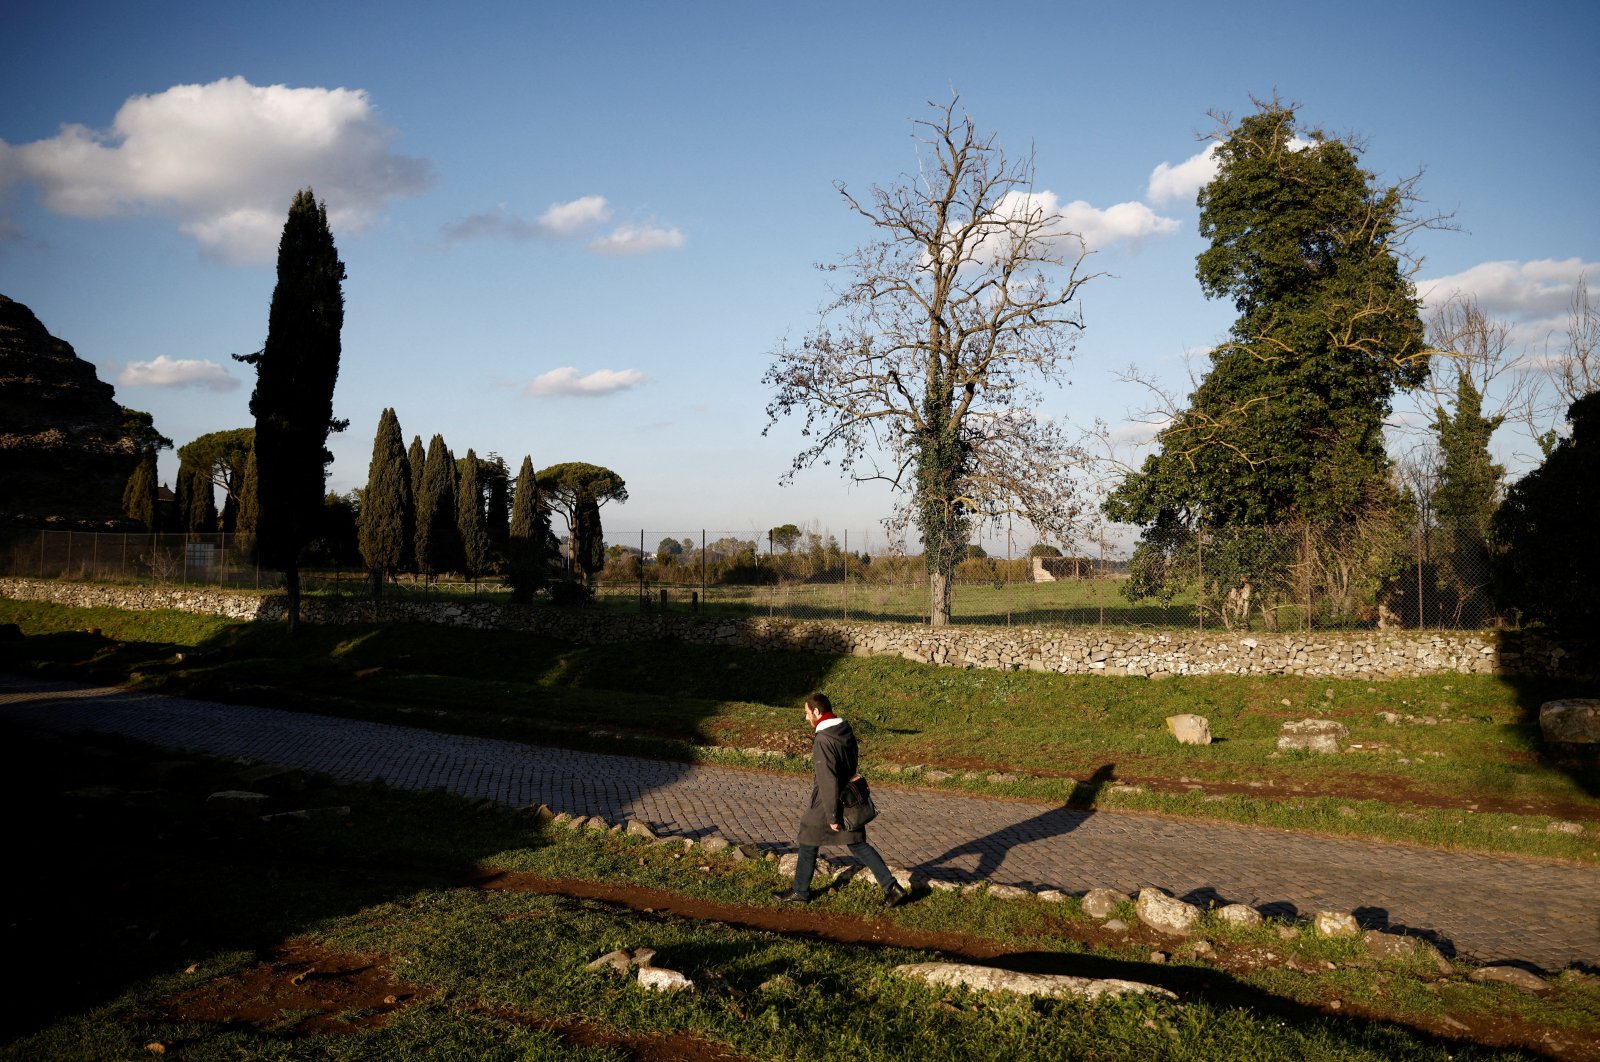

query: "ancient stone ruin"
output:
0 293 145 529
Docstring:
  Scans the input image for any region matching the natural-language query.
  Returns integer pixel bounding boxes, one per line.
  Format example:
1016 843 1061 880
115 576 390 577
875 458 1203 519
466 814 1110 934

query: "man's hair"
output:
804 693 832 714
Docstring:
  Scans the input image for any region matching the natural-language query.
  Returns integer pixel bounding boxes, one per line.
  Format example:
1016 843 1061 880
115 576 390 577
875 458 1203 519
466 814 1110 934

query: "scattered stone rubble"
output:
540 808 1571 998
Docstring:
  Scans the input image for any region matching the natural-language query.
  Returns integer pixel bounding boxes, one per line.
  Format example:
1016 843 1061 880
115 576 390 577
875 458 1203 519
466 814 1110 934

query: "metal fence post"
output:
842 529 848 621
1416 521 1425 631
700 530 706 607
1303 523 1312 631
1196 522 1204 632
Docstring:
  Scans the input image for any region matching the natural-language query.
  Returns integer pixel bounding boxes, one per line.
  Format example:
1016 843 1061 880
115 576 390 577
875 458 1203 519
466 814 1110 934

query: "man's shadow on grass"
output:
916 764 1115 886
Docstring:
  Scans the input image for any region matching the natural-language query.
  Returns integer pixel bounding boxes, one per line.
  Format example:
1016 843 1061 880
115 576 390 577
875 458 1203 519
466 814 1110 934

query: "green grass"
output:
2 597 1596 864
5 724 1591 1061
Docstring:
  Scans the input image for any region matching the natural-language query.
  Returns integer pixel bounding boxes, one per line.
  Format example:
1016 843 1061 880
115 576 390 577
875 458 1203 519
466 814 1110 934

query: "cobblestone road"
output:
3 674 1594 970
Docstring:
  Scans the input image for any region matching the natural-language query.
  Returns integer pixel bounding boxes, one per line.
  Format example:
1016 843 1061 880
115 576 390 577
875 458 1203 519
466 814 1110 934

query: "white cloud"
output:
1145 137 1314 206
117 354 239 392
985 190 1178 258
443 195 613 243
0 77 431 263
588 223 685 257
1417 258 1595 319
525 366 647 397
1147 143 1219 205
539 195 611 235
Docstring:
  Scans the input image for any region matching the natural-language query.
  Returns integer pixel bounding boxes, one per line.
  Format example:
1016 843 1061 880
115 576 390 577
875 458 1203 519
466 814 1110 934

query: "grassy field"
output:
4 724 1595 1060
1 597 1595 867
595 576 1216 628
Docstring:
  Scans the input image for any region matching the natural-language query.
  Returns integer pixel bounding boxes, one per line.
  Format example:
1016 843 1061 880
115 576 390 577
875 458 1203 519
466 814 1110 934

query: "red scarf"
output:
811 712 837 729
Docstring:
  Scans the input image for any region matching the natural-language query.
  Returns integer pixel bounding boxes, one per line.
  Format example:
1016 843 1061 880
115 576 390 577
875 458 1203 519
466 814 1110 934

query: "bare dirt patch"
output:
153 939 425 1037
150 938 747 1060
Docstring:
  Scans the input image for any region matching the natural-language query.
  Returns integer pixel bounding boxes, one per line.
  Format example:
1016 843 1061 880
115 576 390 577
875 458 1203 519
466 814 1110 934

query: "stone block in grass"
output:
1539 699 1600 743
1277 719 1348 754
1136 888 1200 936
895 962 1177 1001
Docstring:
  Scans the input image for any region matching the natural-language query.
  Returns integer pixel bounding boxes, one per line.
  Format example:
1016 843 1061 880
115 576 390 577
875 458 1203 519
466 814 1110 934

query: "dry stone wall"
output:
2 577 1586 678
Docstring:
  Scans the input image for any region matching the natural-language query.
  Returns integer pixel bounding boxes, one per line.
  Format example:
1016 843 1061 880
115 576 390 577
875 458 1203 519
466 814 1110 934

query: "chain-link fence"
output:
2 521 1500 630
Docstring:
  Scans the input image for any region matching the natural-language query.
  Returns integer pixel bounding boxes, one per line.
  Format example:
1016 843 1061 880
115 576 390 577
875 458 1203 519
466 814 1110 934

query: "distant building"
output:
1032 556 1096 581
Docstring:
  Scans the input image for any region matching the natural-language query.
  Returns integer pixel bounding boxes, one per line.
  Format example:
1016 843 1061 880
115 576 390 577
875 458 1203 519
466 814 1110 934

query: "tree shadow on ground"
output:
1491 642 1599 801
914 765 1115 885
0 717 562 1044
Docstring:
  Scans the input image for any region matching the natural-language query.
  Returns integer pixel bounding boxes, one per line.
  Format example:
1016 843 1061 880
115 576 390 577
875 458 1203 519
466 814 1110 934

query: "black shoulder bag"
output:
840 774 878 830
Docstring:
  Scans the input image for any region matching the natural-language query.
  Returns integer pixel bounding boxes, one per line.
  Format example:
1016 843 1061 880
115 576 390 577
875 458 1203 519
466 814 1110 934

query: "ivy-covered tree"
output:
1428 372 1504 626
456 447 492 581
1105 98 1438 618
763 99 1094 625
357 408 413 597
1493 392 1598 632
232 188 347 632
414 434 461 579
506 455 551 603
1433 372 1505 543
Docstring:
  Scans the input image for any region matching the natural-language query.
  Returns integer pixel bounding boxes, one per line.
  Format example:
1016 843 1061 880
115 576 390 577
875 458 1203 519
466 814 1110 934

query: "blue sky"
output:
3 0 1596 554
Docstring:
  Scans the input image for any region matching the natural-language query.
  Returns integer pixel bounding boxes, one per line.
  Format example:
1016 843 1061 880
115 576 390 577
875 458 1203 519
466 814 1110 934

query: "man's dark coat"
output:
797 719 867 846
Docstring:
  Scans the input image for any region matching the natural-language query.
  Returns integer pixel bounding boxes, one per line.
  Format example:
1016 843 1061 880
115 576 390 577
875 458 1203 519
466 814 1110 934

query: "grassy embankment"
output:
0 597 1595 865
3 724 1595 1061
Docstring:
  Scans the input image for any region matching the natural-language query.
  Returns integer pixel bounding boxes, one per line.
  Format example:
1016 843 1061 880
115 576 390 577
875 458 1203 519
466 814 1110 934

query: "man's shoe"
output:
776 891 810 905
882 883 909 908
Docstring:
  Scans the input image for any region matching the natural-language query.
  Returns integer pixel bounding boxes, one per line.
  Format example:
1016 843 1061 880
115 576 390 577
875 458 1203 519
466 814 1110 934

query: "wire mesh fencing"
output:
2 521 1501 631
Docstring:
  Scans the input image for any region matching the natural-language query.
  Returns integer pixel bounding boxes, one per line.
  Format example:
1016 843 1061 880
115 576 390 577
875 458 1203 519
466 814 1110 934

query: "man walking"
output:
778 693 908 908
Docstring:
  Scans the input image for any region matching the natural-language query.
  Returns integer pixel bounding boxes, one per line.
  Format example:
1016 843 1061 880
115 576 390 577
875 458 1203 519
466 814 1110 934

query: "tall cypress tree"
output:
406 434 426 571
174 462 218 533
233 187 347 632
414 434 462 579
573 496 605 586
120 408 170 531
357 408 413 597
483 453 511 555
457 448 492 581
507 455 547 603
122 451 159 530
234 446 260 565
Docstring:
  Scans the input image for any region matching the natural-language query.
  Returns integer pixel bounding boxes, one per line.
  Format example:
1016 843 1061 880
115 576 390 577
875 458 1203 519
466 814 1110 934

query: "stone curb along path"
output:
2 675 1595 971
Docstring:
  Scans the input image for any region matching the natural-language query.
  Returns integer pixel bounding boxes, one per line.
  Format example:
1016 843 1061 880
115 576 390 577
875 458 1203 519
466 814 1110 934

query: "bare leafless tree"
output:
764 98 1099 624
1544 274 1599 425
1423 296 1527 415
